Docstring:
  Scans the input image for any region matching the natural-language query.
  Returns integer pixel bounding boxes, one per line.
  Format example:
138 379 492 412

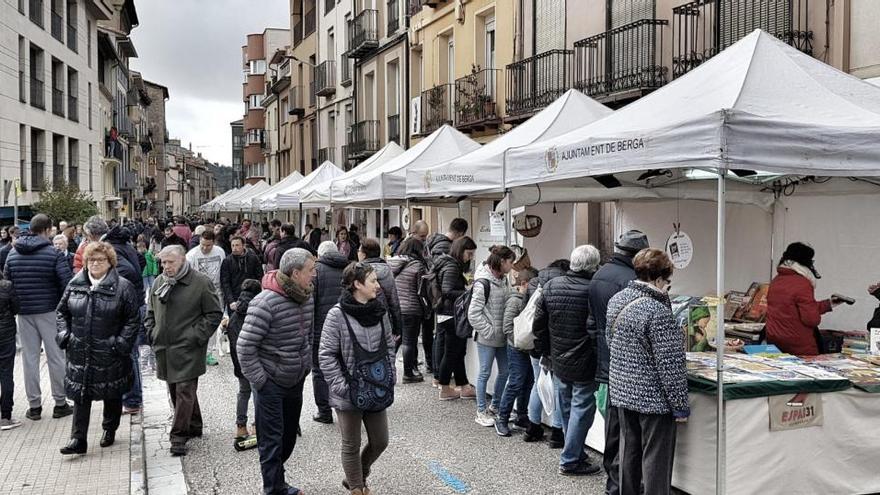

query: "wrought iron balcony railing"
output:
506 49 573 119
315 60 336 97
574 18 668 101
347 9 379 58
388 114 400 144
420 84 453 135
454 68 501 129
347 120 380 159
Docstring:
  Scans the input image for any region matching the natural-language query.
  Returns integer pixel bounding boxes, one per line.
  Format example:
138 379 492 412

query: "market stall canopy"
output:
201 187 238 211
250 171 305 210
214 183 253 211
406 89 611 199
298 142 405 207
219 182 264 211
331 125 479 206
269 161 346 211
505 29 880 188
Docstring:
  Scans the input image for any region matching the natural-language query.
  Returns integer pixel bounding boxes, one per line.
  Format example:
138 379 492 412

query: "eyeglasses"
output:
88 258 109 265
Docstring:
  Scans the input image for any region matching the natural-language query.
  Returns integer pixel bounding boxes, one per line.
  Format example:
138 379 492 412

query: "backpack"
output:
339 312 395 412
513 285 543 351
418 266 443 314
453 278 491 340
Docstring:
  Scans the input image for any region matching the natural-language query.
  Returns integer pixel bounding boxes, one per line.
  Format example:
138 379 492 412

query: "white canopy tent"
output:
270 161 346 211
200 187 238 211
224 181 271 211
298 142 405 208
502 29 880 495
249 171 304 211
405 90 611 198
214 183 255 212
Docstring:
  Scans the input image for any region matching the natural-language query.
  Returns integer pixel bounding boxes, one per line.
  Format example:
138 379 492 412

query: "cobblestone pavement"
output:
174 355 608 494
0 351 131 495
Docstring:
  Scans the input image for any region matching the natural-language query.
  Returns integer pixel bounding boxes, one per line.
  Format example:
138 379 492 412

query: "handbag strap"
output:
609 297 649 338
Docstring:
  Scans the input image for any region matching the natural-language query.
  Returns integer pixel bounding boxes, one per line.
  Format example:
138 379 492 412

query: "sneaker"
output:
487 405 499 418
474 410 495 427
458 384 476 400
439 385 460 401
0 418 22 430
122 405 142 415
53 403 73 419
559 462 601 476
25 407 42 421
206 353 219 366
402 374 424 384
312 413 334 424
494 420 511 437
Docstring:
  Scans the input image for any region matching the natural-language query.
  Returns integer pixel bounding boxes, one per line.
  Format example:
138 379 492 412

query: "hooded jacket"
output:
589 253 637 383
219 250 264 308
313 252 350 349
467 263 511 347
5 232 73 315
426 233 452 258
765 266 832 356
237 271 315 390
388 255 428 317
103 226 145 300
434 254 467 316
365 257 403 337
534 269 596 383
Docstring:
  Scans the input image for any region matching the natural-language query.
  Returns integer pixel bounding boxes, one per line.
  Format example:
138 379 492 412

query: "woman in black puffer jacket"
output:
388 238 428 382
56 241 141 455
434 236 477 400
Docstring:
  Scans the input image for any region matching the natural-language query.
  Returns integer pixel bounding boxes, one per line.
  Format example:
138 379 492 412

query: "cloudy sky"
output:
130 0 289 166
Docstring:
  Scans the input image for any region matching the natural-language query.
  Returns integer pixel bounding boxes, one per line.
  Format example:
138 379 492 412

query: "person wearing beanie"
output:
589 229 648 492
766 242 847 355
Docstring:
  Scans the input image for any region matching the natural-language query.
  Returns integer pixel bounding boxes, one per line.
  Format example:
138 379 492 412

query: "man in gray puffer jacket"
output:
238 248 316 495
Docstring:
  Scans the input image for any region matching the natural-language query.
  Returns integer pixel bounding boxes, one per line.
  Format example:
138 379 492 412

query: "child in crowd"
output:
138 240 159 299
225 278 263 439
0 272 20 430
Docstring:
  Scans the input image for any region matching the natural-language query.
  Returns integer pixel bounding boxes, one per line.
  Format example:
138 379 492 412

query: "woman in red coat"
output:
766 242 844 355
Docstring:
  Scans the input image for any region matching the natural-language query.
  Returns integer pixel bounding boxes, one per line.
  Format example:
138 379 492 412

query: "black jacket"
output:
426 233 452 258
5 232 73 315
0 243 12 272
0 279 19 347
56 269 141 402
103 226 145 301
589 254 637 383
220 252 264 308
434 254 466 316
273 236 317 268
313 252 350 348
227 286 260 379
534 270 597 383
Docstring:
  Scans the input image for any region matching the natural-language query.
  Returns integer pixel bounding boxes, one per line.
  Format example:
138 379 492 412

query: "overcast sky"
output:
130 0 289 167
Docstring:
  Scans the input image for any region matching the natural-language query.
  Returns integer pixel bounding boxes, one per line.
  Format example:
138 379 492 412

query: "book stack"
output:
724 322 765 343
841 330 870 355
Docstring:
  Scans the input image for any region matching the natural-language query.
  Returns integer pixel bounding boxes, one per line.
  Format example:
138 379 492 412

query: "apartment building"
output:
0 0 113 220
289 0 319 176
143 79 168 217
316 0 355 171
230 118 244 186
242 28 289 184
165 138 217 216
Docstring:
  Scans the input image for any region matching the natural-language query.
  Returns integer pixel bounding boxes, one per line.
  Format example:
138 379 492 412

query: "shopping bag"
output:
536 366 555 416
595 383 608 419
513 285 542 350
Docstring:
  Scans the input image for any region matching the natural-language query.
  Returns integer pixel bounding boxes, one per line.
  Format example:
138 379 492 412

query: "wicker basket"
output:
514 214 543 238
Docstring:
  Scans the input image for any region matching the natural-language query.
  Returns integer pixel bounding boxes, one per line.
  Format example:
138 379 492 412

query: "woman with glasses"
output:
56 241 141 455
606 248 688 495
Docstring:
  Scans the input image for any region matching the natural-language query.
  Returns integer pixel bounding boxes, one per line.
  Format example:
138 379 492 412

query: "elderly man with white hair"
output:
533 244 603 477
237 248 316 495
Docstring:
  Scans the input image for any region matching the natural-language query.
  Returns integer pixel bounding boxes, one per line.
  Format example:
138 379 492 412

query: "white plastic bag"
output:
536 365 555 416
513 286 542 351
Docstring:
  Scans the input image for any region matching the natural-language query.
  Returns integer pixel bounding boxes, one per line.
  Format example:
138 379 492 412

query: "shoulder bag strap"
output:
609 297 649 338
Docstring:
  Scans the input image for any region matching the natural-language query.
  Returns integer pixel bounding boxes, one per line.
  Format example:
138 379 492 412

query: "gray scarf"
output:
155 261 190 303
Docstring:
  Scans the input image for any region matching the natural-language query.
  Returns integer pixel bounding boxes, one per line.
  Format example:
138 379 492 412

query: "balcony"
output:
347 9 379 58
672 0 812 78
29 0 43 27
30 78 45 109
347 120 380 159
341 58 353 86
52 88 64 117
304 7 316 36
420 84 453 134
67 21 77 52
454 68 502 131
315 60 336 96
387 0 400 35
506 49 573 121
53 162 65 184
31 161 45 191
289 86 305 118
574 19 669 104
318 147 335 164
51 10 63 42
388 114 400 145
68 94 78 121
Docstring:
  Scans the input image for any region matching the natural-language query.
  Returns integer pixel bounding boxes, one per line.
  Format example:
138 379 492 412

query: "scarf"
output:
88 271 107 290
339 290 387 327
781 260 817 288
275 271 312 304
155 261 190 303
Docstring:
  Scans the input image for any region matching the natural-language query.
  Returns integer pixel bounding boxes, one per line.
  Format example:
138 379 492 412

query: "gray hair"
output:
317 240 338 257
83 215 108 240
280 248 315 276
158 245 186 260
570 244 601 273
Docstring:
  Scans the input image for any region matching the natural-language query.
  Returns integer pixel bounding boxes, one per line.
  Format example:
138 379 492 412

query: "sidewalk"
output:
0 351 133 495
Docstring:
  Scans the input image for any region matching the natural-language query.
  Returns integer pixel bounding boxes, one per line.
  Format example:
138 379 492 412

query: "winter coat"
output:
5 232 73 315
144 269 223 384
313 252 350 350
467 263 511 347
103 226 145 300
0 243 13 273
503 292 524 346
227 287 260 380
237 271 315 390
188 235 201 250
434 254 467 316
142 251 159 277
220 252 264 308
364 258 403 337
534 270 596 383
765 266 832 356
0 279 19 347
589 254 637 384
426 233 452 258
524 265 568 307
388 255 428 317
263 237 281 271
56 269 141 402
273 236 317 268
607 281 689 417
318 305 396 410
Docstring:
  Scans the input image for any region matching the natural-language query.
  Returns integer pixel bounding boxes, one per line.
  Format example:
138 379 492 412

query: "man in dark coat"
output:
102 225 145 298
220 236 264 312
589 230 648 495
309 242 350 424
534 245 602 477
144 245 223 456
273 223 316 268
5 214 73 421
425 218 468 258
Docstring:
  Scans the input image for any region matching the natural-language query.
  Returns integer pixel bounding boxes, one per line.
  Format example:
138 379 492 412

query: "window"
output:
19 125 27 192
29 44 45 110
66 0 77 52
249 94 262 108
87 20 91 67
328 29 335 61
67 67 78 122
18 36 26 103
88 144 92 191
87 82 92 129
30 0 44 28
485 16 496 98
68 138 78 187
249 59 267 75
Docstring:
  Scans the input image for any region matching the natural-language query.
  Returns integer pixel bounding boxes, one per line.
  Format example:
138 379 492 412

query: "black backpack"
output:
453 279 491 340
339 312 395 412
417 266 443 314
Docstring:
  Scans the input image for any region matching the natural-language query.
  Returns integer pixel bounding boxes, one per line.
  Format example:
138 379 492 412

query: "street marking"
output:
428 461 470 494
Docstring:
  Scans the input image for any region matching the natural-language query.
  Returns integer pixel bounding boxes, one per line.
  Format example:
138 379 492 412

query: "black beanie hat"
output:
781 242 820 279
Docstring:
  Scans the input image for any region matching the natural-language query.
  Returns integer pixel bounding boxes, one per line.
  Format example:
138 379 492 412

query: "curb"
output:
130 410 146 495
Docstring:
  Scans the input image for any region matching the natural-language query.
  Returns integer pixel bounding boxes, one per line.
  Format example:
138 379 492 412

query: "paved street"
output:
0 352 132 495
177 354 608 494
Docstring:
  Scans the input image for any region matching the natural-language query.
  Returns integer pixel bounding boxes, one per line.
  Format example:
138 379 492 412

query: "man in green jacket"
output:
145 245 223 456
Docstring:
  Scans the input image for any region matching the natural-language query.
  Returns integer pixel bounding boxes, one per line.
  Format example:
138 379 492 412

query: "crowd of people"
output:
3 210 862 495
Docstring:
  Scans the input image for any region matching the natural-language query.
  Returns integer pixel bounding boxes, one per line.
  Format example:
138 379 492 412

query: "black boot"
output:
60 438 88 455
548 427 564 449
523 421 545 442
100 430 115 448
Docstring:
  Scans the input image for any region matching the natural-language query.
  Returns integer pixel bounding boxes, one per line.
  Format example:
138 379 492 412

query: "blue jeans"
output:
476 342 508 413
497 346 533 423
528 357 563 428
143 275 155 301
555 377 598 469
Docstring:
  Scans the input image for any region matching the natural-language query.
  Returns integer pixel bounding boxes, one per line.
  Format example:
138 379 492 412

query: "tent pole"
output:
380 199 385 259
715 169 727 495
299 203 304 236
504 189 511 246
